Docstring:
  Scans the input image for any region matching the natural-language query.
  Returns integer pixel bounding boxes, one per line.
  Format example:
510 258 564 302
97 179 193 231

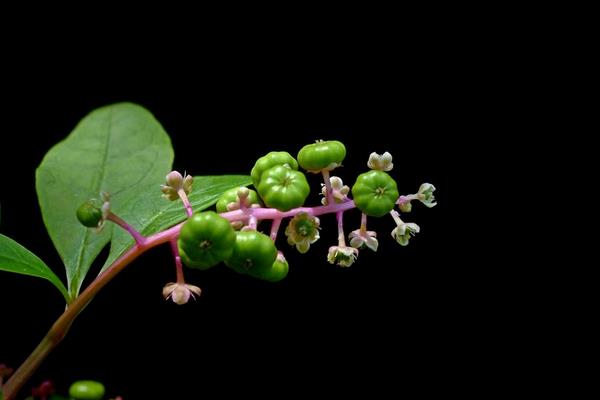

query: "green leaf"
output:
0 234 69 302
102 175 252 271
36 103 174 298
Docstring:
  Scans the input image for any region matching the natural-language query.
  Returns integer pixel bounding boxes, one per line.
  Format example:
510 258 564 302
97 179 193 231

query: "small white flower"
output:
320 176 350 205
327 246 359 267
391 222 420 246
348 229 378 251
417 183 436 208
367 152 393 171
161 171 193 201
162 282 201 305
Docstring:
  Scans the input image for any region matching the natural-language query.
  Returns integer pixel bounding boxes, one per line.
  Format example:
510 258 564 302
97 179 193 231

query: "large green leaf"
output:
36 103 174 298
102 175 252 271
0 234 69 302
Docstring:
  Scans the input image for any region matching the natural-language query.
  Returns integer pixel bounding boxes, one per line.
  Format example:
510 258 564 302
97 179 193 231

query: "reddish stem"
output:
270 218 282 241
106 212 145 245
322 169 334 205
336 210 346 246
170 239 185 284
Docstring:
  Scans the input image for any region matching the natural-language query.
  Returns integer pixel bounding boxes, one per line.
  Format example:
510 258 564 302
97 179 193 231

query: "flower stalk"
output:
3 187 428 399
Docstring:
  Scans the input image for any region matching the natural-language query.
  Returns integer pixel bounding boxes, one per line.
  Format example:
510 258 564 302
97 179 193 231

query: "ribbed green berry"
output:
297 140 346 172
178 211 236 270
257 165 310 211
261 256 289 282
251 151 299 187
351 170 399 217
225 230 278 278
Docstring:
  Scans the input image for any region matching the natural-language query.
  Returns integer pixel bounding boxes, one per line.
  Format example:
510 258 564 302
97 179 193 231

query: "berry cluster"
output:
77 140 436 305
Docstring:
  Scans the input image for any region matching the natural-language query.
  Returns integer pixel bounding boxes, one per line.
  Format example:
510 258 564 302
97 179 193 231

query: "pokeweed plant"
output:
0 103 437 400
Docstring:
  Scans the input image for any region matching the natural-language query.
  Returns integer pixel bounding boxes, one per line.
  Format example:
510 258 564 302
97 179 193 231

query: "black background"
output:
0 45 474 398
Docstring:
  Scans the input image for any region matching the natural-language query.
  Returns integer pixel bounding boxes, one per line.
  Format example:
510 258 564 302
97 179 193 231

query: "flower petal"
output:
297 241 310 254
349 236 364 249
364 236 379 252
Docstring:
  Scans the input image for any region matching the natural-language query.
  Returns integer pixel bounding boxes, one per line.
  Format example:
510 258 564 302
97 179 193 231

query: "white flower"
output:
161 171 193 201
417 183 436 208
327 246 359 267
162 282 201 305
320 176 350 205
348 229 378 251
391 222 420 246
367 152 393 171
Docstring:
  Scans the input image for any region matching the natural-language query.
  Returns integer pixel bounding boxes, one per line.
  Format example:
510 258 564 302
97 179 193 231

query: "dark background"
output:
0 48 474 398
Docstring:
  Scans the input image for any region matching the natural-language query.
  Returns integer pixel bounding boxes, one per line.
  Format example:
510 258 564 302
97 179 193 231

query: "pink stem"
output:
247 215 258 230
336 210 346 246
221 199 356 222
360 213 367 233
177 189 193 217
170 239 185 284
270 218 282 241
397 194 418 206
106 212 145 245
322 169 334 205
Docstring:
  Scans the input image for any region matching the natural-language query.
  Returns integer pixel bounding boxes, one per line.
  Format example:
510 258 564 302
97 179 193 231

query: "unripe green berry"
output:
262 255 289 282
68 380 105 400
178 211 236 269
251 151 299 187
352 170 399 217
297 140 346 172
257 166 310 211
76 202 103 228
225 230 277 277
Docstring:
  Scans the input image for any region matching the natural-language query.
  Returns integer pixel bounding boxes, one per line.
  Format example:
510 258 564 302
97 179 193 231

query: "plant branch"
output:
3 192 417 399
2 224 179 400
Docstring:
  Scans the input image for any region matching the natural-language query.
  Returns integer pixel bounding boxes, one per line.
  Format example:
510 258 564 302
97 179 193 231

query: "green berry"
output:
261 256 289 282
178 211 236 269
257 165 310 211
76 201 102 228
251 151 299 187
68 380 105 400
351 170 399 217
297 140 346 172
225 230 277 278
216 187 261 213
